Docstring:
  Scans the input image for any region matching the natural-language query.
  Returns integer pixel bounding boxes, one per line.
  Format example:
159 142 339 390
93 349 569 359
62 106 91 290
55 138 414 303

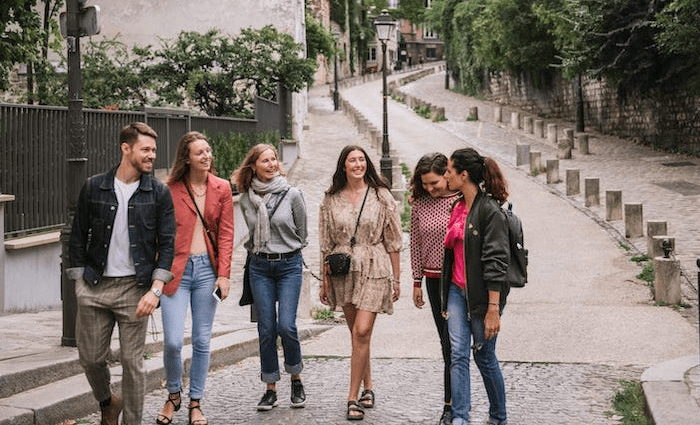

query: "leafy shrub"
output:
208 130 280 186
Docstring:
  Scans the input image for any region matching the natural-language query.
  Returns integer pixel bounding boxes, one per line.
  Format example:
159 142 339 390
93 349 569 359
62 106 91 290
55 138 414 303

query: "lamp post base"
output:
380 156 393 187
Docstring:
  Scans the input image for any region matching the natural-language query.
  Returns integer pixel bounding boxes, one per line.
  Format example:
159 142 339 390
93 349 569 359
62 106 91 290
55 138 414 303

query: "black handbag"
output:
239 253 254 306
325 188 368 276
326 252 351 276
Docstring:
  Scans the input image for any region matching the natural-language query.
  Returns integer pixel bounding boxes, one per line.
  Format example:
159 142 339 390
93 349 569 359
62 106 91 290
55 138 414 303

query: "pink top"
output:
444 199 468 289
409 192 460 286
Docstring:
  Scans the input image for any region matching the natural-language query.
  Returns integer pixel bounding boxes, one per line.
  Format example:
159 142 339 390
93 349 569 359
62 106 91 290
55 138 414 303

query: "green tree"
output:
654 0 700 90
306 10 337 60
82 38 154 110
151 26 316 117
0 0 40 91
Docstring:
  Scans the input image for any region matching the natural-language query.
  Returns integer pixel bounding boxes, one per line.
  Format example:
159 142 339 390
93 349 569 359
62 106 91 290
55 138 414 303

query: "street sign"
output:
59 5 101 38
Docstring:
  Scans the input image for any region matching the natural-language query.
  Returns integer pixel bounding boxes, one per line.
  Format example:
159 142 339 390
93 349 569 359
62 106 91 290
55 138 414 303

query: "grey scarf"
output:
249 175 291 253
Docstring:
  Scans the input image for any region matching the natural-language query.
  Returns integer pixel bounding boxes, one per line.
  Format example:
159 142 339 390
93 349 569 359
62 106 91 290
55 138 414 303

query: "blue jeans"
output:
161 254 218 399
250 252 304 383
447 284 507 425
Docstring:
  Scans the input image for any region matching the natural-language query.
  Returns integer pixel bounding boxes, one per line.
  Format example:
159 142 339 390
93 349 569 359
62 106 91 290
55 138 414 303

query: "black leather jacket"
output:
440 190 510 319
67 166 175 287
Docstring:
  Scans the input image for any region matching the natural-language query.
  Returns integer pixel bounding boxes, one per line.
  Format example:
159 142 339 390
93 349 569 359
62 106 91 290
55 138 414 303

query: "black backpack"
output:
503 202 528 288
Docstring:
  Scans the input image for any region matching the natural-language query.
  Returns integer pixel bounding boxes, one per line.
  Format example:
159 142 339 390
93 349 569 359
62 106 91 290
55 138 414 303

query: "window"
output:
425 0 432 8
368 46 377 62
388 0 399 8
423 24 437 39
426 48 436 59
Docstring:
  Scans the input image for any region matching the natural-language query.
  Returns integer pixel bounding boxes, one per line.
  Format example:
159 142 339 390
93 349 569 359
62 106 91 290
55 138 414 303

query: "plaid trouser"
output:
76 276 148 425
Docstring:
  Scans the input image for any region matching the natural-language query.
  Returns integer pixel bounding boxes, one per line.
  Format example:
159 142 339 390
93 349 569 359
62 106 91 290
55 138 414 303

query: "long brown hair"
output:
325 145 389 195
231 143 286 193
450 148 508 204
167 131 216 184
409 152 448 201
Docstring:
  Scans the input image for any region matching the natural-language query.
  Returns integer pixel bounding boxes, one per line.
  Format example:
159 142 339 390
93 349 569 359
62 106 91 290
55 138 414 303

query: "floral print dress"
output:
319 186 402 314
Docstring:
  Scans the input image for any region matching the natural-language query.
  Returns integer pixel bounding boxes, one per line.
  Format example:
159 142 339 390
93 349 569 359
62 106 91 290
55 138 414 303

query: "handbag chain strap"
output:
350 187 369 247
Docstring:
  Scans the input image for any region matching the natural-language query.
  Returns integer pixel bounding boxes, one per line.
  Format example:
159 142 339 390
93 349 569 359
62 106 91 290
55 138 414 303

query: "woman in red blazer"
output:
156 131 234 425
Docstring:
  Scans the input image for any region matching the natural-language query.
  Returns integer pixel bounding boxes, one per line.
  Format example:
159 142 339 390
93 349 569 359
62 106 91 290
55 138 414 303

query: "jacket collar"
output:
99 165 155 192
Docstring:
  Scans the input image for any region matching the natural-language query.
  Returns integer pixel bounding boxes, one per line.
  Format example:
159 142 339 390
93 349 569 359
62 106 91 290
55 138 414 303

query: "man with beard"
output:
68 122 176 425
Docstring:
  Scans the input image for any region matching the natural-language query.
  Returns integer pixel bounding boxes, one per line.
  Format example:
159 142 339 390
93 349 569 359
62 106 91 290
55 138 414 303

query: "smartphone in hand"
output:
213 287 223 302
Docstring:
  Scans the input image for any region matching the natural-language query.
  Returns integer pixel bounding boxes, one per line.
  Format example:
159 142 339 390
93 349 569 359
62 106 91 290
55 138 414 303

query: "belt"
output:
254 249 300 261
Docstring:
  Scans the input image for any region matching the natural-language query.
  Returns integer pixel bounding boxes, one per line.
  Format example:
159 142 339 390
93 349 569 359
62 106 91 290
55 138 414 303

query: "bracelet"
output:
489 302 499 306
413 282 421 288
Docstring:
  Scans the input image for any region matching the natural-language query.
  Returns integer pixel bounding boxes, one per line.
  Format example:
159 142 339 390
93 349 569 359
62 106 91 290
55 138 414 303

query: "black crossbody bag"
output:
325 187 368 276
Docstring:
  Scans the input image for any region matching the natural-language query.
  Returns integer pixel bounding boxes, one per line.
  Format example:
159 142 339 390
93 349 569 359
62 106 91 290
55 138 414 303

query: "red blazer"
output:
164 175 234 296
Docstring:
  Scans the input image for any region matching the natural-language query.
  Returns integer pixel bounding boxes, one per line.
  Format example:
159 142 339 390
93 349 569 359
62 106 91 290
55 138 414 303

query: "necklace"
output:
190 184 206 198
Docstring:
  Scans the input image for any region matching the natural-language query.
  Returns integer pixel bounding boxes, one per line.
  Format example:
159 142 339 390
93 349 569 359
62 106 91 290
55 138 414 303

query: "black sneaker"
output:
439 405 453 425
257 390 278 411
290 379 306 408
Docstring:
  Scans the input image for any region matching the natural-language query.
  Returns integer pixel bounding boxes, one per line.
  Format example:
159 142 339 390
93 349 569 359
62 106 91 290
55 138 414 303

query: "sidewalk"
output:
0 66 698 424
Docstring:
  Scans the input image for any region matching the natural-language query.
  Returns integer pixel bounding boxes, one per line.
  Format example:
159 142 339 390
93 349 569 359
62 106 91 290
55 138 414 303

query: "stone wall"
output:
486 72 700 155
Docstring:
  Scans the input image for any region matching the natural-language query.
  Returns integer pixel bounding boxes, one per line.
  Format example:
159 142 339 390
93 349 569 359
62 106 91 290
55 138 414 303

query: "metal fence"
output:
0 92 289 237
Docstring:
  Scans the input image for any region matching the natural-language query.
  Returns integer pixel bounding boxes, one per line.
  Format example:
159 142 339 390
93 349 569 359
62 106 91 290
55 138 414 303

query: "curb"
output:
0 323 332 425
641 355 700 425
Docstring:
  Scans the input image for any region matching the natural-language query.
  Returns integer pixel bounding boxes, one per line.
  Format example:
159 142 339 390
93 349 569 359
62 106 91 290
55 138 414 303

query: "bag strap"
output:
350 187 369 247
268 188 290 219
185 182 218 250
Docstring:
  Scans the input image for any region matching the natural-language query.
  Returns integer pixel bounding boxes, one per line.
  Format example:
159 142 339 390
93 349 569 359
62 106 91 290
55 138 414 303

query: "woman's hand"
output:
484 307 501 340
215 276 230 301
412 287 424 308
392 279 401 302
320 263 330 305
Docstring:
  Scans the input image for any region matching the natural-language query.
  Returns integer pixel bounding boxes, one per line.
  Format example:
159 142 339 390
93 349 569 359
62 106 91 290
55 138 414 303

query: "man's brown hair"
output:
119 122 158 147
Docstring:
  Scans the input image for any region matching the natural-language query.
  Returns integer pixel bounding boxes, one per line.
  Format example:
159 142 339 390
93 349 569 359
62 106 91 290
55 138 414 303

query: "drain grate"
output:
653 180 700 196
661 161 697 167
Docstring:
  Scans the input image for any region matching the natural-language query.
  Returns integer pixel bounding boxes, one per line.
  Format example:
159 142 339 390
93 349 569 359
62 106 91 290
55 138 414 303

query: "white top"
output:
104 178 139 277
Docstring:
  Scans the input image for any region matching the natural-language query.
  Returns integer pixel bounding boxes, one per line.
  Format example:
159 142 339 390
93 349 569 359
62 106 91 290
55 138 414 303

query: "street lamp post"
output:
374 10 396 187
333 31 340 111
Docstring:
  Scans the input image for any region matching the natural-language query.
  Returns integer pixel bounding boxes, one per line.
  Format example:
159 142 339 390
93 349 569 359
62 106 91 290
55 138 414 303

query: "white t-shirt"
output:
103 178 139 277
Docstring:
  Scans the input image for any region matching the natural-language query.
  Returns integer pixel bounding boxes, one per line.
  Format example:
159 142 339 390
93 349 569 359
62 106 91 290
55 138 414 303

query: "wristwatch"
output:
151 287 162 297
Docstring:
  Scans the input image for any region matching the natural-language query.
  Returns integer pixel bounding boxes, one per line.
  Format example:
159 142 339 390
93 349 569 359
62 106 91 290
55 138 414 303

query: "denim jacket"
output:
67 166 176 287
440 191 510 319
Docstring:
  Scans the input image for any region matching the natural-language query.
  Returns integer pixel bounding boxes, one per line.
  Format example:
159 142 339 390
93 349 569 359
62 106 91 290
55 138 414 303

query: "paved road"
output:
74 71 699 425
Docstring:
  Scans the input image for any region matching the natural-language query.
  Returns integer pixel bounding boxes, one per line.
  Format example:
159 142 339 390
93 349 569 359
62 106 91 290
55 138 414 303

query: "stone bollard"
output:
564 128 574 147
654 256 681 305
529 151 542 174
467 106 478 121
546 159 559 184
557 135 573 159
605 190 623 221
576 133 590 154
511 112 520 129
516 144 530 166
524 117 533 134
651 236 675 259
624 203 644 238
494 106 502 123
547 124 558 145
534 120 544 138
646 221 668 256
566 169 580 196
585 178 600 207
432 106 446 121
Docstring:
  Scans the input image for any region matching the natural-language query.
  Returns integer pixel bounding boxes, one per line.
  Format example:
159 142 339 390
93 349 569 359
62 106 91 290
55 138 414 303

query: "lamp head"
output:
373 9 395 42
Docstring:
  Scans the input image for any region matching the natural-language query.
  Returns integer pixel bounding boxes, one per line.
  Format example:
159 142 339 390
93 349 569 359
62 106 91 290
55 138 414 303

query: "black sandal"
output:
359 389 375 409
346 400 365 421
156 391 181 425
188 399 208 425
